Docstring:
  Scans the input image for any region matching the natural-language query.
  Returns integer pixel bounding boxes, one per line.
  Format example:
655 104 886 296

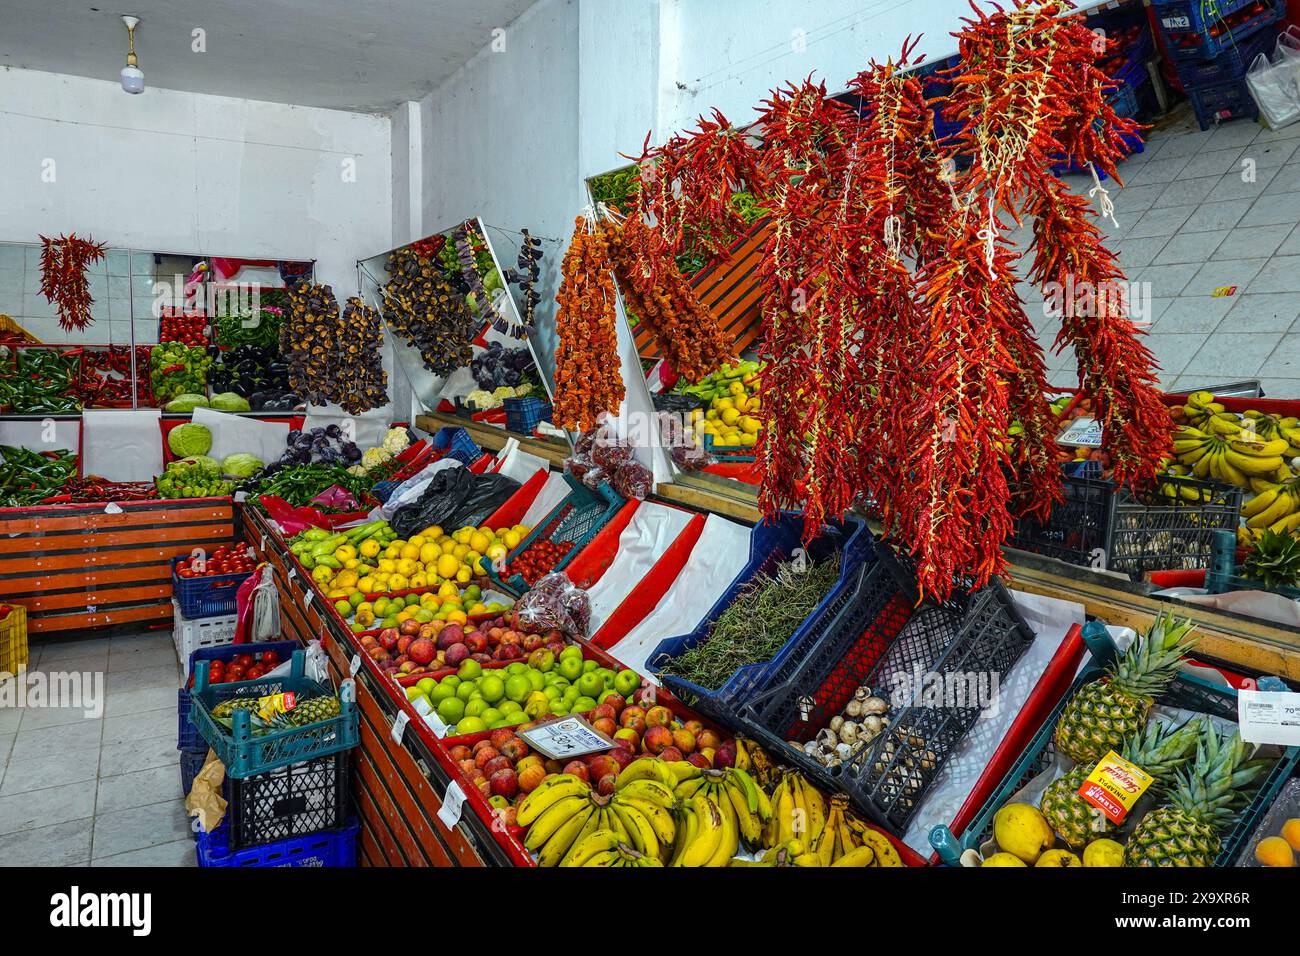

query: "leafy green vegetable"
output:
167 423 212 458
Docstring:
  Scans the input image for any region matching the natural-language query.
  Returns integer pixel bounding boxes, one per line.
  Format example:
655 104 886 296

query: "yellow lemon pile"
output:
697 378 762 449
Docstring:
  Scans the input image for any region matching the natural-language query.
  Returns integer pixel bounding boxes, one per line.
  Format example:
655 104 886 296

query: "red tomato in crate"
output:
260 651 280 667
224 664 246 682
232 653 254 668
208 660 225 682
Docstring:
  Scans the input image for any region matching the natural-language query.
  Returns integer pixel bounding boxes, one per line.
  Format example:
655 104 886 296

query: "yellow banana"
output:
557 804 606 866
1207 413 1244 437
774 776 795 845
800 775 827 843
1270 512 1300 535
706 791 741 867
733 737 752 771
617 795 676 847
1217 457 1249 487
615 759 674 788
723 778 762 845
1247 493 1297 529
665 761 702 786
1187 390 1216 410
1243 487 1282 519
613 802 660 859
619 778 676 808
814 811 838 866
1230 437 1292 458
516 774 589 826
832 845 877 867
524 794 590 852
1224 449 1286 477
537 805 597 866
583 848 621 867
678 794 724 867
1193 449 1216 479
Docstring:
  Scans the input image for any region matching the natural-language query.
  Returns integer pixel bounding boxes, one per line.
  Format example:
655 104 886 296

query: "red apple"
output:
591 702 618 723
417 623 439 641
377 627 400 651
613 728 640 752
607 748 634 770
465 631 488 654
474 746 500 770
545 640 566 658
683 719 704 737
596 773 617 796
621 714 646 736
489 768 519 799
643 725 673 755
489 728 516 750
498 631 522 647
463 767 486 787
630 686 657 708
444 643 470 667
407 637 436 666
483 755 513 777
517 754 544 775
687 752 711 768
449 744 472 762
521 633 543 652
458 758 477 775
517 764 547 793
397 634 414 656
645 706 673 728
696 729 722 751
500 737 530 763
713 744 736 769
659 746 684 762
672 728 697 754
399 618 422 636
588 754 620 781
492 805 518 829
437 624 465 649
592 717 617 737
562 760 591 783
544 759 565 775
621 705 646 725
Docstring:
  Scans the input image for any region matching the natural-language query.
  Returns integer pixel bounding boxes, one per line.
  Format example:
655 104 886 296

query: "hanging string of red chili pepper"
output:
39 233 107 333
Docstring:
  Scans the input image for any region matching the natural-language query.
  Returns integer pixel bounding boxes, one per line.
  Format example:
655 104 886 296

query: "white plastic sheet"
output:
1152 586 1300 629
610 513 751 676
585 503 694 635
368 458 463 521
521 472 570 528
80 409 163 481
494 438 551 485
191 407 290 465
1248 26 1300 130
899 589 1087 856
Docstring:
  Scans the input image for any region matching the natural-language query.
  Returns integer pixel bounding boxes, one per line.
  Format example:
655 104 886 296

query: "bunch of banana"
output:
564 831 664 867
674 766 771 850
1179 391 1228 427
761 770 827 849
843 813 905 866
1172 426 1294 490
735 735 779 788
517 770 677 867
1243 477 1300 535
808 795 875 866
730 839 818 867
667 787 736 867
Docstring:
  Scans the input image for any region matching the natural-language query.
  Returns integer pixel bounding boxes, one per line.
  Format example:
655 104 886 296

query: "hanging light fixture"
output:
120 15 144 94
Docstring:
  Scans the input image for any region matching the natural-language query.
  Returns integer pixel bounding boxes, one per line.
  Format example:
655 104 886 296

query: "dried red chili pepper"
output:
39 233 107 333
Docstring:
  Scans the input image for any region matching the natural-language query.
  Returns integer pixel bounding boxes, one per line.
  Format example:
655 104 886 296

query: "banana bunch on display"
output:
732 734 780 788
1241 477 1300 536
811 795 877 866
673 766 771 863
1173 392 1300 490
565 835 664 867
762 770 827 847
518 770 677 867
732 799 903 867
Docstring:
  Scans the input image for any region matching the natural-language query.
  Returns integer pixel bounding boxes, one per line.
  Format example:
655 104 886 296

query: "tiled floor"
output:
1017 106 1300 398
0 630 195 867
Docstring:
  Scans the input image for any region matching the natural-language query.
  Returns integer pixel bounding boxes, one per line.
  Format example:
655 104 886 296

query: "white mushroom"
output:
838 720 860 745
835 742 854 760
844 699 863 718
829 715 845 733
816 728 839 750
861 715 884 736
861 696 889 715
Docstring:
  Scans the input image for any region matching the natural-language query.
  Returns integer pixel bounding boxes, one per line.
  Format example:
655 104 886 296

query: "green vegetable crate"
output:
190 650 359 777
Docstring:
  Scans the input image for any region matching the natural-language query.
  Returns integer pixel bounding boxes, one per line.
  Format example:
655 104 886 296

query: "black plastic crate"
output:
743 541 1036 834
227 751 351 850
1010 474 1242 580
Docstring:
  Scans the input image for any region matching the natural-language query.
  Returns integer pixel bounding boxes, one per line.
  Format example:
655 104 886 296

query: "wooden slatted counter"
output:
0 497 235 634
242 506 508 868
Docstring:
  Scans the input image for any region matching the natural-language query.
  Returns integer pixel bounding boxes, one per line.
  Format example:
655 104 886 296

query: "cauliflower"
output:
467 389 494 410
362 446 392 471
382 427 410 456
347 464 368 477
491 386 516 402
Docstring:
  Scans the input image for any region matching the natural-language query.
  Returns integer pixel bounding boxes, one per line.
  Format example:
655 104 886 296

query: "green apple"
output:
481 707 503 725
550 702 570 716
440 674 462 690
437 696 465 725
499 700 523 716
614 669 640 696
571 696 597 713
505 673 532 704
334 600 353 617
457 715 486 734
489 717 514 729
597 668 616 690
405 685 425 702
582 660 599 673
525 669 544 692
416 677 438 696
506 662 528 676
430 684 456 706
557 655 583 682
456 681 477 703
576 670 605 699
458 659 483 681
559 644 583 661
463 697 488 719
479 674 506 704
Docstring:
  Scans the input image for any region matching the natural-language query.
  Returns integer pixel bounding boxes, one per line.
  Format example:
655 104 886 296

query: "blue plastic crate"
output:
180 746 208 797
171 556 253 620
190 650 359 778
1205 529 1300 599
431 426 482 466
178 640 300 751
487 473 624 593
929 622 1300 866
196 819 359 867
1189 76 1260 129
504 396 552 435
647 512 874 730
1155 0 1284 61
1176 25 1279 87
702 433 757 462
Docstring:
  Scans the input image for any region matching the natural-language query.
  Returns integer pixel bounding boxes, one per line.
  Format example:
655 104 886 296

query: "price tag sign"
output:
287 566 297 583
350 654 361 676
1057 416 1103 448
390 710 410 744
1077 750 1154 824
303 590 313 609
517 715 615 761
1238 690 1300 747
104 502 123 515
234 491 247 504
438 781 467 829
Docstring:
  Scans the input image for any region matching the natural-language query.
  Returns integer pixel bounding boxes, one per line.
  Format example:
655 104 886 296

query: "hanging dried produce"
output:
602 213 734 384
282 282 387 414
39 233 107 332
552 215 624 432
504 228 544 331
381 246 476 377
453 222 524 339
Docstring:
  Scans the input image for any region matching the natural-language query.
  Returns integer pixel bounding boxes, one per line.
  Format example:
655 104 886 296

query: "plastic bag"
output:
311 485 360 511
1248 26 1300 130
514 572 592 637
371 458 463 521
591 438 635 471
612 460 653 500
260 495 368 535
234 565 280 644
391 467 521 539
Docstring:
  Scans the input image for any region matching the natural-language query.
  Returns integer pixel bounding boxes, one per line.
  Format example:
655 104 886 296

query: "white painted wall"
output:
0 67 391 310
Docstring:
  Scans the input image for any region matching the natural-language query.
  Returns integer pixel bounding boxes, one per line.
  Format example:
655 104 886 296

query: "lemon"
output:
421 525 443 540
453 543 470 560
436 554 460 579
446 609 468 625
454 527 474 545
1036 849 1081 867
729 381 745 396
396 558 418 576
993 803 1055 865
740 415 760 435
455 565 472 584
469 531 491 554
440 540 457 555
486 543 509 563
512 525 530 537
377 559 396 574
740 433 758 447
389 574 409 591
408 535 426 549
359 539 380 558
399 544 419 561
715 397 734 411
502 530 522 550
1082 839 1124 868
721 407 741 426
409 573 428 589
357 576 375 592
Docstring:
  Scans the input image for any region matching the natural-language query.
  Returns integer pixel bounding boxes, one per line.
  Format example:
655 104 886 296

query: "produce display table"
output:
242 506 505 867
0 497 235 634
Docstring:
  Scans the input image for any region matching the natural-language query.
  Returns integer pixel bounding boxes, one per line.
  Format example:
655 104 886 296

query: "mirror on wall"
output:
358 217 568 453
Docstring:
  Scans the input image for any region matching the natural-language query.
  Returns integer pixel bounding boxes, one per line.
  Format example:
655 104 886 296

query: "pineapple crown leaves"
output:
1165 729 1269 829
1108 611 1200 701
1121 716 1204 782
1242 528 1300 589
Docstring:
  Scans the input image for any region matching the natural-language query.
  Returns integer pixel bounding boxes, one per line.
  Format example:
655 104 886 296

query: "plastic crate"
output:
171 600 238 669
171 556 254 619
1189 75 1261 128
646 512 874 730
180 747 208 796
504 396 552 435
1205 529 1300 599
1175 24 1279 86
196 819 359 868
431 426 482 466
930 623 1300 866
702 433 758 462
227 751 351 850
177 640 300 751
743 541 1035 833
489 473 624 593
0 603 28 677
371 479 400 504
190 650 359 778
1010 473 1243 580
1156 0 1284 61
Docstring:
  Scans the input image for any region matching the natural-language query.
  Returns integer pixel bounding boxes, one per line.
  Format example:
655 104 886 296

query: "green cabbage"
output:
164 393 210 412
210 392 251 412
220 453 263 478
168 455 219 471
168 423 212 458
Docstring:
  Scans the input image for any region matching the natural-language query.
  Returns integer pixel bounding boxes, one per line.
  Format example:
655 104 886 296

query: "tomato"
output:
233 653 254 668
178 568 194 578
208 659 225 681
260 651 280 667
224 664 246 682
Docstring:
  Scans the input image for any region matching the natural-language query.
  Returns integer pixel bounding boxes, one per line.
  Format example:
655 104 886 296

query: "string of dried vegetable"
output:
602 213 734 384
454 222 524 339
381 246 476 377
282 283 388 414
504 228 544 331
39 234 107 332
552 215 624 432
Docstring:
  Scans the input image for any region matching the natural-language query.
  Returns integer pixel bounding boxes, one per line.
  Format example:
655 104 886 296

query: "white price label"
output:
1057 416 1104 448
438 781 467 829
1238 690 1300 747
303 590 313 609
104 502 123 515
350 654 361 676
518 715 616 761
260 533 267 551
287 566 297 583
390 710 410 744
234 491 247 504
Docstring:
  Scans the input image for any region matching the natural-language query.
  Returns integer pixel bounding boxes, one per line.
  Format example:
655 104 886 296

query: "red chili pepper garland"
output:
39 233 107 333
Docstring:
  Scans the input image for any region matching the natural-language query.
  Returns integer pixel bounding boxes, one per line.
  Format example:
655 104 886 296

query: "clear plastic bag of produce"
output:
390 467 521 539
514 571 591 638
611 460 653 500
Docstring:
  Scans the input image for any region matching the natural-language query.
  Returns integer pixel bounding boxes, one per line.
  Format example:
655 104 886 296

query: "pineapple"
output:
1124 729 1269 867
1053 612 1199 765
288 693 341 727
1041 718 1201 848
1241 529 1300 591
211 697 260 720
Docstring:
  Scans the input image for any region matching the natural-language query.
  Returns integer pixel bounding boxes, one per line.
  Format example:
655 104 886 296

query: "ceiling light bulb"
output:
120 15 144 94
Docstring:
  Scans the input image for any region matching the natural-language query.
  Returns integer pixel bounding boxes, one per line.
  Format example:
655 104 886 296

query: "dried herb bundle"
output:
282 283 387 414
382 246 476 377
39 233 107 332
